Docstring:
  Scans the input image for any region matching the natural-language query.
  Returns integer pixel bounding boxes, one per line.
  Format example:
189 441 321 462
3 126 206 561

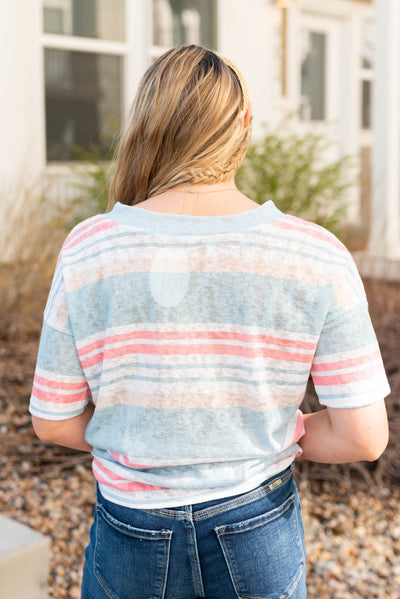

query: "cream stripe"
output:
63 249 334 291
95 383 303 410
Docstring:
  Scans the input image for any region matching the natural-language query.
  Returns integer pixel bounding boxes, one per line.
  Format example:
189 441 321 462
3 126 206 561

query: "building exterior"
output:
2 0 398 259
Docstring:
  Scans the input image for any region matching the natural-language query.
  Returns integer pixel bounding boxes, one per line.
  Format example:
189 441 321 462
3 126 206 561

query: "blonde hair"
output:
108 45 251 208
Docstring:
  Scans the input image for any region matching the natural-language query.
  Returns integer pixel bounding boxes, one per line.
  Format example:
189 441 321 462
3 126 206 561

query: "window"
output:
42 0 126 161
361 80 372 130
300 30 327 121
43 0 125 41
360 19 374 130
151 0 217 58
44 49 122 161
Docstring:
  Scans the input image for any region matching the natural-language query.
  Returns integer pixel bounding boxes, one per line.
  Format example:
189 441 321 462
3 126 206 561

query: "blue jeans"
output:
81 465 306 599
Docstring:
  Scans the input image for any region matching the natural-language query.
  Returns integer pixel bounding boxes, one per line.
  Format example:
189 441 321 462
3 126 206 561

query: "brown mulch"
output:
0 278 399 598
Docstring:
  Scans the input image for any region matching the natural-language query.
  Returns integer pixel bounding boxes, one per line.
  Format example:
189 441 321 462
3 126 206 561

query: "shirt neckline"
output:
108 200 284 236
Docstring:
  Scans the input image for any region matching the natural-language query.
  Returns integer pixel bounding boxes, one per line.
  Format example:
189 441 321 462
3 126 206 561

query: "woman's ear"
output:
244 102 252 127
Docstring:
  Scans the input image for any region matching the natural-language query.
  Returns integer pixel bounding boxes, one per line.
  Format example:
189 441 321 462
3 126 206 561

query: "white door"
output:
298 13 342 124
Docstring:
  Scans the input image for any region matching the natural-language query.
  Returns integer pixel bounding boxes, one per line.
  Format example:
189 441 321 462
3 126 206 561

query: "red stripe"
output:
292 411 305 444
94 474 168 493
64 220 118 250
78 330 316 357
34 374 87 391
311 351 380 373
271 217 345 251
93 460 168 492
32 385 88 404
81 343 312 369
313 365 381 386
63 216 107 245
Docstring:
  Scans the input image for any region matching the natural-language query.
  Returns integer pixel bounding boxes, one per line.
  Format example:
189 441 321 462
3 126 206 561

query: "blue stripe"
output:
85 361 310 382
68 272 331 339
88 373 307 393
86 405 300 460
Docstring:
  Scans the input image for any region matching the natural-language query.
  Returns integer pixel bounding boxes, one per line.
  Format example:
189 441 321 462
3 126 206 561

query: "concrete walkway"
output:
0 515 50 599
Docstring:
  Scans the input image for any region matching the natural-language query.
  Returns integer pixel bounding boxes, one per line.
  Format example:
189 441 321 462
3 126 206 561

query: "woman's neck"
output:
137 180 258 217
137 177 258 216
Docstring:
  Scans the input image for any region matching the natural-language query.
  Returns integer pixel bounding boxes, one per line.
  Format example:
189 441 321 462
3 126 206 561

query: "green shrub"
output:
67 144 114 229
68 123 355 236
236 123 355 233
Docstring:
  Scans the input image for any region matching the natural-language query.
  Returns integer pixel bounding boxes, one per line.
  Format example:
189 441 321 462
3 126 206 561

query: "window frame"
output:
149 0 218 61
359 17 375 139
298 12 342 124
41 1 129 164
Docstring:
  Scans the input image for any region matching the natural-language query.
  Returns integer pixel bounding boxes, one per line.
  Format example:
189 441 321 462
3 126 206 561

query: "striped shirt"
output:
29 201 390 508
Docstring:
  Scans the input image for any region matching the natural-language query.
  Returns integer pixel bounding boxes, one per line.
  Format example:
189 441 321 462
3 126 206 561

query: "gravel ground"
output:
1 451 399 598
300 481 400 598
1 278 399 598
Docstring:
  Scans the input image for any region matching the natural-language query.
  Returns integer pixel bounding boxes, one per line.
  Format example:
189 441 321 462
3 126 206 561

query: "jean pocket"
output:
215 494 305 599
94 503 172 599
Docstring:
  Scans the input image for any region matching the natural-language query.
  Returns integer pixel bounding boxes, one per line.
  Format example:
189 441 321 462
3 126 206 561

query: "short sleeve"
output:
311 256 390 409
29 260 90 420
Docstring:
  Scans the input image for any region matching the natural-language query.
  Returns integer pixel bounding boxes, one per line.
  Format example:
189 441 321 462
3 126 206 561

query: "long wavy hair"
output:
108 45 251 208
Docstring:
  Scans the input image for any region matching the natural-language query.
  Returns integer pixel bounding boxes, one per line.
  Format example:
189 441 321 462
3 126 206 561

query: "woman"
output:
30 45 389 599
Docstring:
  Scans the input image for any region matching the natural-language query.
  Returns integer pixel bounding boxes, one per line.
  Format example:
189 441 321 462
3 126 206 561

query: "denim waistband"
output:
121 463 295 521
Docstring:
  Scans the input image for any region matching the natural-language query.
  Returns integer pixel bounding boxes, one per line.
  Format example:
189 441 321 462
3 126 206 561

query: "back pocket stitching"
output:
97 503 172 540
215 494 295 536
93 504 172 599
215 494 304 599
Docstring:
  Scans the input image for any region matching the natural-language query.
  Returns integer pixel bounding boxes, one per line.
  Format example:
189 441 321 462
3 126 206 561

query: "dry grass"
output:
0 185 71 341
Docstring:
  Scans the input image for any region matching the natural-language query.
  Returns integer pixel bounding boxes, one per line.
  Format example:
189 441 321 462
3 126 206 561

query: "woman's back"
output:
30 192 388 508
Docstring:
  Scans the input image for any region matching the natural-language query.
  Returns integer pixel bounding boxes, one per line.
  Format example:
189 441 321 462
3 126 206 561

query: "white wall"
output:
0 0 46 261
217 0 273 137
370 0 400 257
0 0 45 193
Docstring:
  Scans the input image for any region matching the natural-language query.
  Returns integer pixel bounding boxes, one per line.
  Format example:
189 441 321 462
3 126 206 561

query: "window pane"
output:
362 79 372 130
300 31 326 121
152 0 217 48
44 49 122 161
361 19 374 70
43 0 125 41
43 6 65 34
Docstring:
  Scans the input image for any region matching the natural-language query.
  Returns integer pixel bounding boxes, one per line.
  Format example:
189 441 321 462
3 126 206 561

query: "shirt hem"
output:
96 456 296 509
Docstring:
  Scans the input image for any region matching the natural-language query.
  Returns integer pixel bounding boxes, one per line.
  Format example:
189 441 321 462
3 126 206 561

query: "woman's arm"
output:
31 402 95 453
299 400 389 463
